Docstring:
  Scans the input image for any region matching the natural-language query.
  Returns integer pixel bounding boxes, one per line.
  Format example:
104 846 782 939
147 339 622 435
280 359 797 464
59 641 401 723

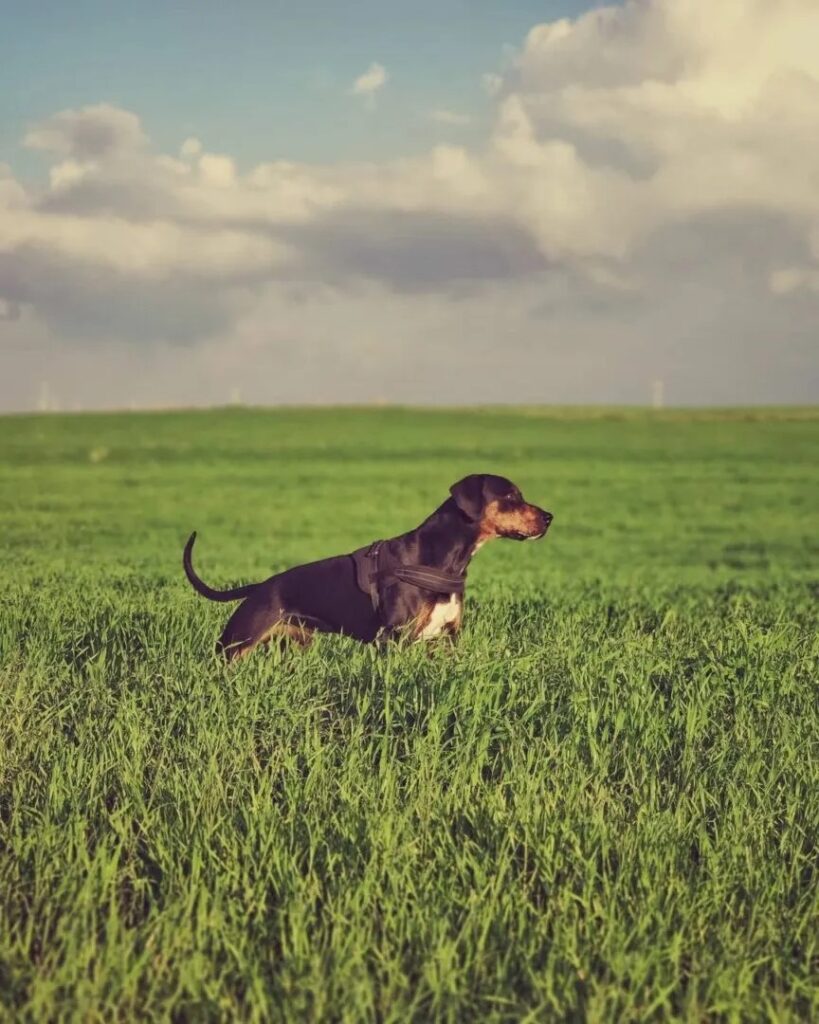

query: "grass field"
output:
1 407 817 1022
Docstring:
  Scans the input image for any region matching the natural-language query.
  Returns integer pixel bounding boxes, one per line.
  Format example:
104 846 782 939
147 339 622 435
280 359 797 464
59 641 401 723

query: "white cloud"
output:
198 152 237 188
180 136 202 160
490 0 819 267
351 62 388 102
1 0 818 408
0 297 20 321
770 266 819 295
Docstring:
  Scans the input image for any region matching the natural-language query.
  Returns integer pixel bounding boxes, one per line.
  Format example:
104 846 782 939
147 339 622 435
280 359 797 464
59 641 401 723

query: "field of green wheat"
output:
1 407 817 1022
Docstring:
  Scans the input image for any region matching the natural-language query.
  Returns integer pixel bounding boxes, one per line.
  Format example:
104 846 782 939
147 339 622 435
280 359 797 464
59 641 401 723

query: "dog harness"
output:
351 540 467 613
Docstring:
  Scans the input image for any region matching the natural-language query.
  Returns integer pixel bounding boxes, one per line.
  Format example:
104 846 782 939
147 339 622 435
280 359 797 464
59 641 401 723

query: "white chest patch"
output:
418 593 462 639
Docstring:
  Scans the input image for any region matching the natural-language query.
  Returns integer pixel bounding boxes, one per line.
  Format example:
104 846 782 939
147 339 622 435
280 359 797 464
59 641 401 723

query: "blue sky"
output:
1 0 817 410
2 0 593 175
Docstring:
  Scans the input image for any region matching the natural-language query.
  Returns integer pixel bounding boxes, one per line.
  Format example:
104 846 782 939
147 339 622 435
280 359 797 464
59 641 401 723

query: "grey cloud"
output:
37 173 183 221
633 208 815 282
275 208 548 292
0 247 234 344
24 105 146 159
35 180 548 293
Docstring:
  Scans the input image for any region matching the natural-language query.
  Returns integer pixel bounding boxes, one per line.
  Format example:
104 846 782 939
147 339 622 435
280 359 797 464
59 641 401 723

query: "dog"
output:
183 473 552 660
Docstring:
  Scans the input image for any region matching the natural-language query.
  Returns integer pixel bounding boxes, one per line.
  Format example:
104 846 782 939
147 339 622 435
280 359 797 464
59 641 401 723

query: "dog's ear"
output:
449 475 486 520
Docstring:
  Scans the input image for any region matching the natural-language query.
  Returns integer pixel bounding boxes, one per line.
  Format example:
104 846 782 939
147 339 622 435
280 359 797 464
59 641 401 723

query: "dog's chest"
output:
418 593 462 639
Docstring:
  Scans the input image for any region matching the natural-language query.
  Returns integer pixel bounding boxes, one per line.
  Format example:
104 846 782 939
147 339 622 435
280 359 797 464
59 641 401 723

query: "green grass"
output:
1 407 817 1022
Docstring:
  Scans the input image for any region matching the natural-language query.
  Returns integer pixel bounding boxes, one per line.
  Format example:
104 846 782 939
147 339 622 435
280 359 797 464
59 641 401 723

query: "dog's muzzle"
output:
525 508 553 540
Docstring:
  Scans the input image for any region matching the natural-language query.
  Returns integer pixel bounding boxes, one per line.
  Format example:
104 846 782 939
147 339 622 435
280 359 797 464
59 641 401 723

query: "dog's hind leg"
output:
216 597 281 662
217 599 316 662
266 620 315 650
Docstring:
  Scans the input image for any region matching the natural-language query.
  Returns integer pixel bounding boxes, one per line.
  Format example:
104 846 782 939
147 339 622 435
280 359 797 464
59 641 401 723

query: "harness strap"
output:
351 540 467 615
386 565 466 593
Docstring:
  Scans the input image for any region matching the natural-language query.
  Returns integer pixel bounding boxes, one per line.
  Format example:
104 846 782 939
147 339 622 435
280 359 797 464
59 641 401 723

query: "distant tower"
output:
651 378 665 409
37 381 51 413
230 387 242 406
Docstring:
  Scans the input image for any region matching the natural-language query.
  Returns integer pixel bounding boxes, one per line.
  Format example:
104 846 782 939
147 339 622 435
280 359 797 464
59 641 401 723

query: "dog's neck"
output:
409 499 482 575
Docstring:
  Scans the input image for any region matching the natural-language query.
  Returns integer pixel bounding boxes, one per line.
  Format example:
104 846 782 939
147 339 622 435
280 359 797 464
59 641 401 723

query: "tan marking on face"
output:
477 499 543 541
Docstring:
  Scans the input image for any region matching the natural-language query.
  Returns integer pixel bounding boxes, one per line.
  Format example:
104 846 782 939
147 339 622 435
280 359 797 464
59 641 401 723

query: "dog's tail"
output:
183 532 259 602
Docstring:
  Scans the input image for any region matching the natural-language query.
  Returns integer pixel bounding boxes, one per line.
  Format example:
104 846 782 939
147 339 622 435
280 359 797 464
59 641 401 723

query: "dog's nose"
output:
542 510 553 525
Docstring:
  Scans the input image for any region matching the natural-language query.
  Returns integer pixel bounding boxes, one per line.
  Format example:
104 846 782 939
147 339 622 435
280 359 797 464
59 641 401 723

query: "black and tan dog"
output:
183 473 552 660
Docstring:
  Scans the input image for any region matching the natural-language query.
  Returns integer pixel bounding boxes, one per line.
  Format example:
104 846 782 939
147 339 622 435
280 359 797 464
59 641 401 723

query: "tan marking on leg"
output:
222 637 260 663
407 599 435 642
263 621 315 648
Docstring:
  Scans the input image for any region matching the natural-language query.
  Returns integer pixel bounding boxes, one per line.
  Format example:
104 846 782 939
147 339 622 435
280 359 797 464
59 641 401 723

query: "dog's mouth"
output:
507 528 548 541
511 513 553 541
501 507 552 541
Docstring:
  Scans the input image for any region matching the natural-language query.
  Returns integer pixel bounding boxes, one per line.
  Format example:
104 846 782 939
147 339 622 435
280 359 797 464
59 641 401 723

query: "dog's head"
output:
449 474 552 541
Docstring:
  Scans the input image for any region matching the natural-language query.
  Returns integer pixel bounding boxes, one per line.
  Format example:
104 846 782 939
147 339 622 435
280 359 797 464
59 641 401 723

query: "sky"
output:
1 0 818 410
